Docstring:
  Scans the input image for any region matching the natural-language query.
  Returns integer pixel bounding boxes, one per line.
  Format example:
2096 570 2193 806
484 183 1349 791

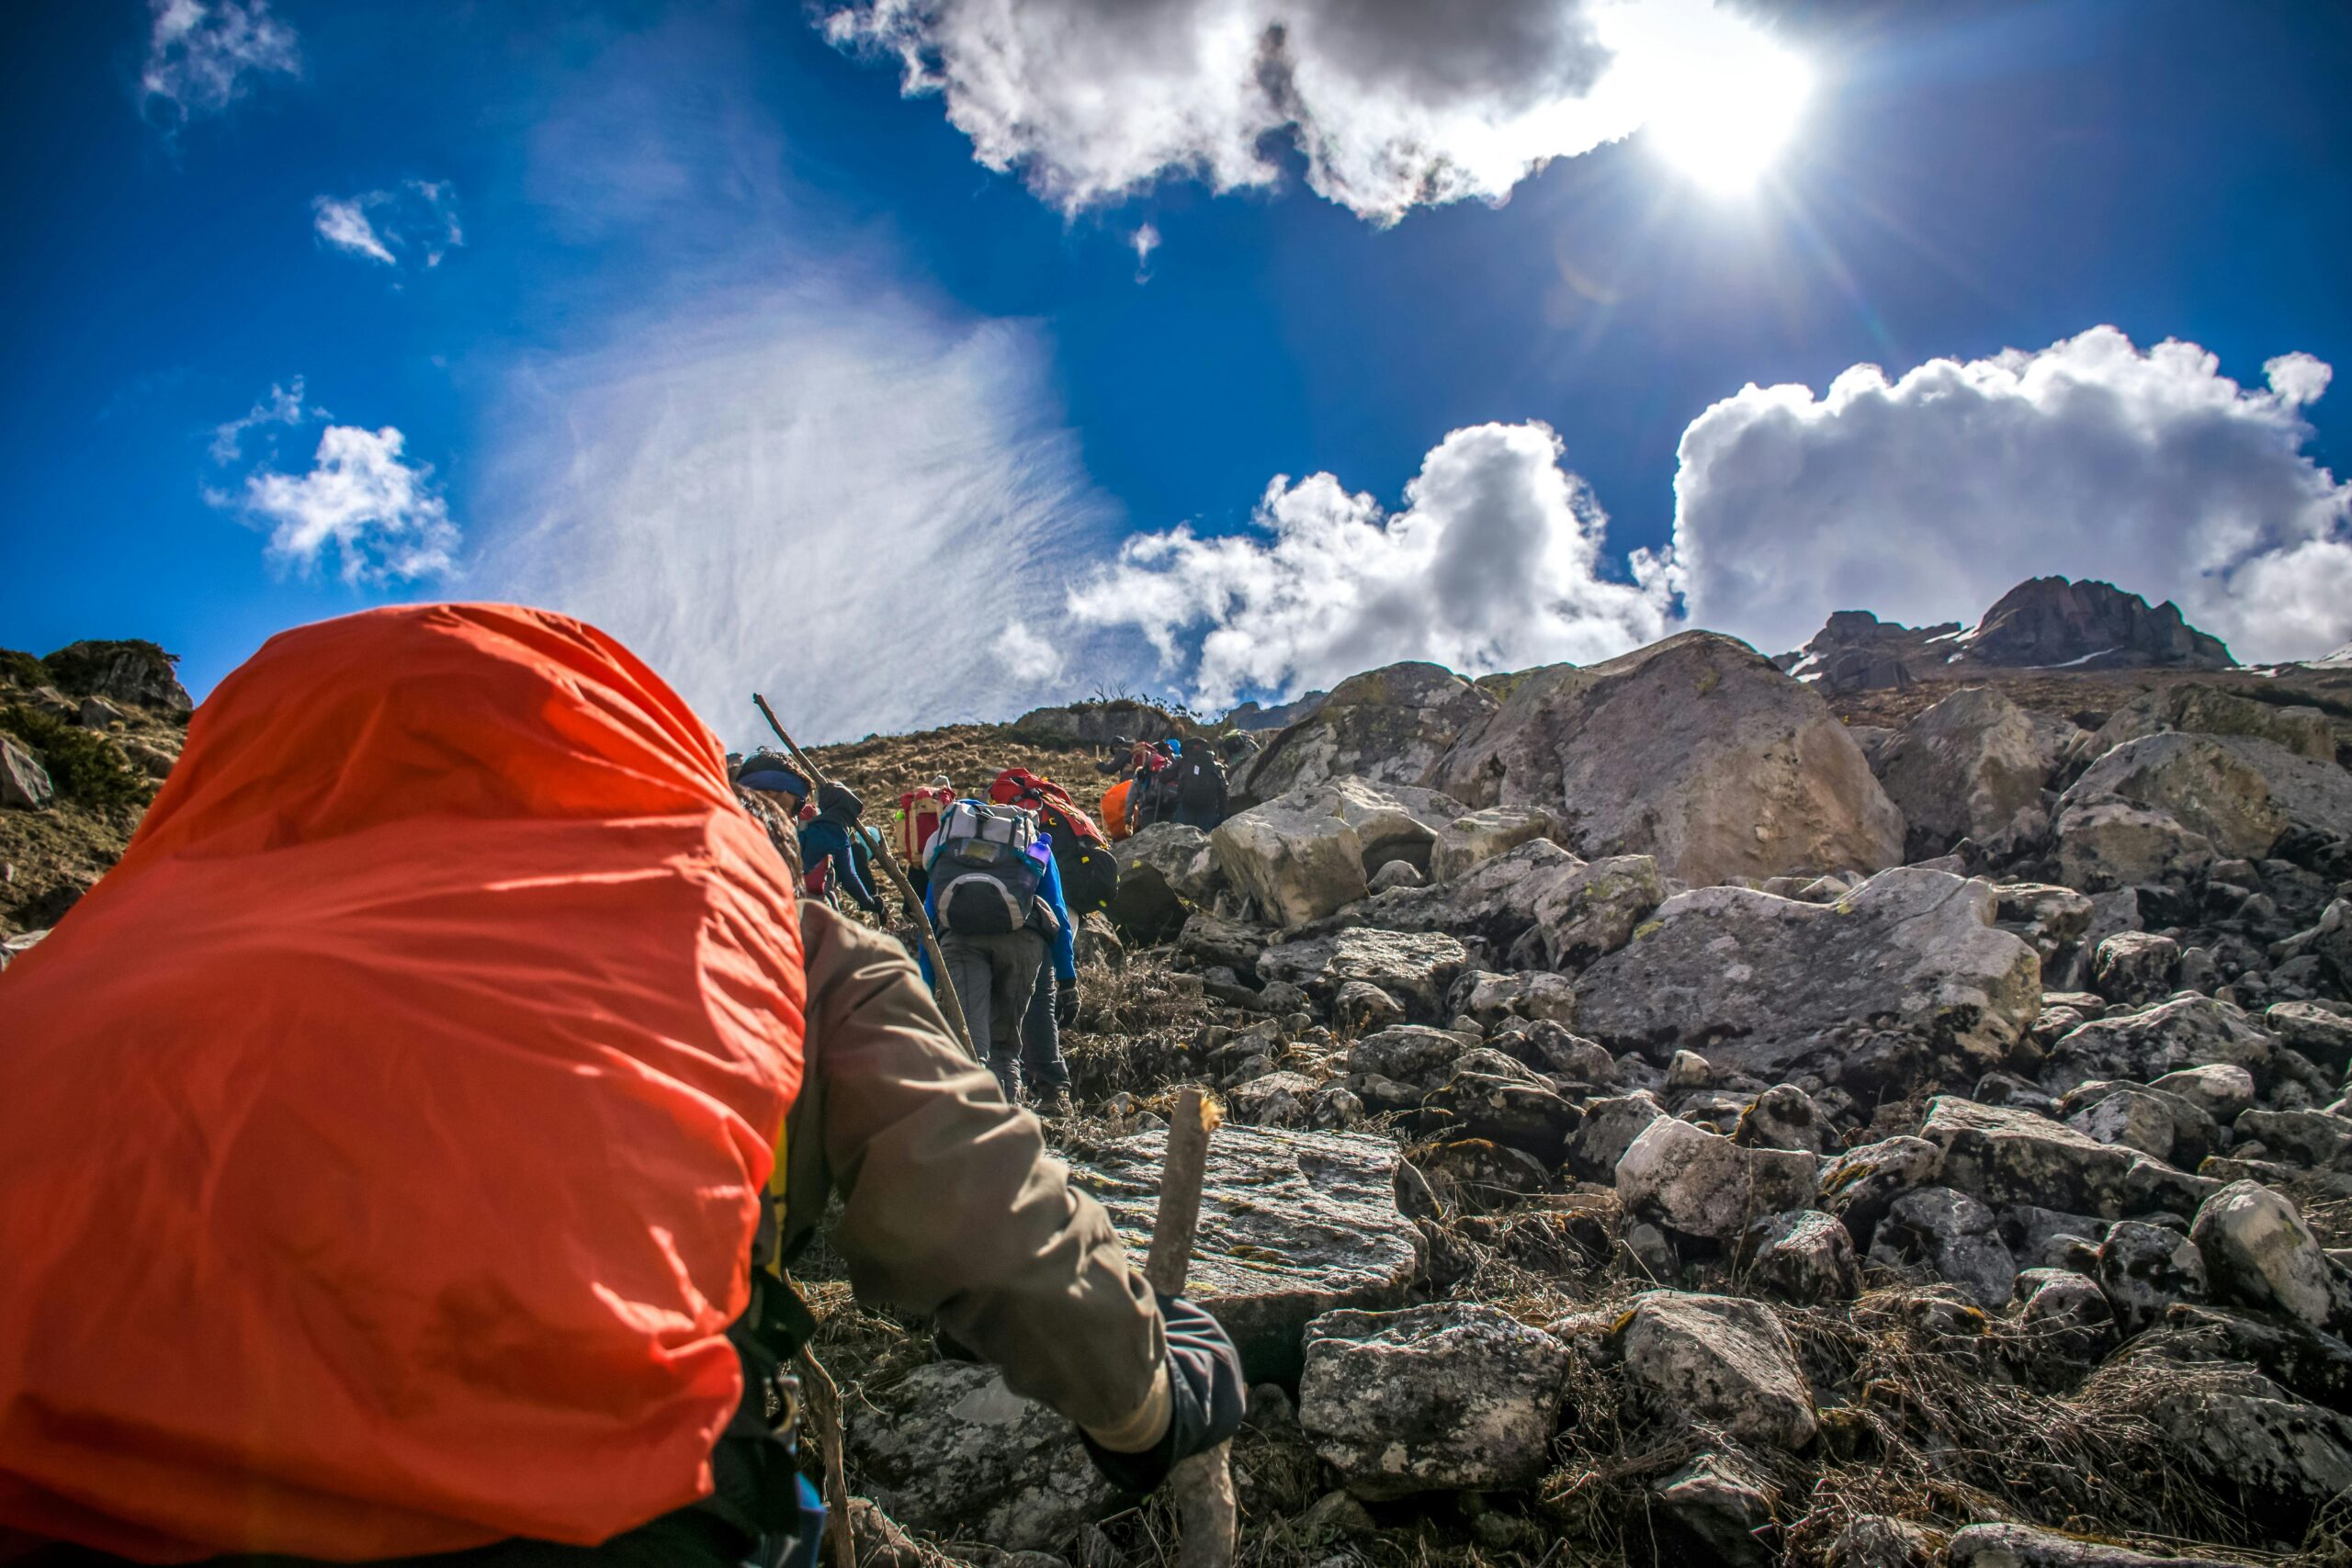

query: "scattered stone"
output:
1923 1097 2208 1221
1419 1070 1582 1163
2139 1363 2352 1523
1945 1521 2234 1567
1615 1291 1818 1450
1870 1187 2017 1309
1615 1116 1820 1242
1994 883 2097 976
0 736 52 811
2098 1219 2210 1332
1573 869 2041 1086
1564 1092 1667 1183
1175 910 1268 972
1367 859 1423 893
2089 682 2337 765
2233 1108 2352 1171
1528 853 1665 970
1736 1083 1836 1156
1297 1303 1571 1499
2268 999 2352 1073
1106 822 1220 938
1457 969 1577 1029
2042 996 2280 1095
1259 928 1467 1019
2148 1063 2256 1122
1211 779 1449 926
2018 1269 2115 1359
1818 1135 1942 1249
1825 1516 1934 1568
1345 1024 1476 1084
1411 1138 1551 1213
2190 1179 2352 1334
2089 931 2178 1005
1652 1451 1777 1567
1428 804 1560 883
1745 1210 1861 1303
1331 978 1404 1033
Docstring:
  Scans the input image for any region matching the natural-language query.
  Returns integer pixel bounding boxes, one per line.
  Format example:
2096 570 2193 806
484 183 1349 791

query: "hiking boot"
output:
1038 1090 1075 1120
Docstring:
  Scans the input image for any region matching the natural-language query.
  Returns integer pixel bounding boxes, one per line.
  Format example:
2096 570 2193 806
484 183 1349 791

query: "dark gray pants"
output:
938 927 1046 1099
1018 970 1071 1100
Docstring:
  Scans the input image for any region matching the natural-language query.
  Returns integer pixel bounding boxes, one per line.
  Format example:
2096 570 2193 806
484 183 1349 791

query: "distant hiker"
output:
0 604 1242 1566
1165 740 1227 829
799 781 888 919
987 766 1121 918
921 797 1080 1110
1217 728 1261 769
893 774 956 897
1124 739 1177 832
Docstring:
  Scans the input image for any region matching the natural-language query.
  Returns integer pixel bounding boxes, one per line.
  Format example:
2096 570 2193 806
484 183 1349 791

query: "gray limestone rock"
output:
1344 1024 1479 1085
2098 1219 2210 1332
2090 931 2178 1005
1652 1451 1778 1567
1869 1187 2017 1309
845 1362 1114 1550
1211 778 1459 927
1615 1114 1821 1242
0 736 52 811
1297 1303 1571 1499
1946 1521 2235 1568
1241 663 1497 798
1876 685 2063 859
1435 631 1903 887
1258 928 1468 1019
2043 996 2282 1095
1922 1097 2209 1221
1564 1092 1667 1183
1745 1210 1861 1304
2191 1179 2352 1334
1616 1291 1818 1450
1574 868 2041 1087
1068 1125 1422 1377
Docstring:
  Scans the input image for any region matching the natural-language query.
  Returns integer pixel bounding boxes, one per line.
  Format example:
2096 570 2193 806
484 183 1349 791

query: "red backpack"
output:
987 768 1120 914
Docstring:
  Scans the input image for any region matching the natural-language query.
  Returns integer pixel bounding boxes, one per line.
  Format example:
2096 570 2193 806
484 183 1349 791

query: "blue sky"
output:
4 0 2350 741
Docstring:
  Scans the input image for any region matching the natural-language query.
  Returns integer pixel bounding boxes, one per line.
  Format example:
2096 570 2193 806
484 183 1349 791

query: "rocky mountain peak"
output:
1965 575 2234 671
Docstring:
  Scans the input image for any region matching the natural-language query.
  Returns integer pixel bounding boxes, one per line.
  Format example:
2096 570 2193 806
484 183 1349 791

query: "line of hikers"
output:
725 728 1261 1122
0 604 1245 1568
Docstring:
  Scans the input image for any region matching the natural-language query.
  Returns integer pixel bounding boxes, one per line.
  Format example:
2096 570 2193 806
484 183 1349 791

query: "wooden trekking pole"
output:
751 693 977 1061
1144 1088 1238 1568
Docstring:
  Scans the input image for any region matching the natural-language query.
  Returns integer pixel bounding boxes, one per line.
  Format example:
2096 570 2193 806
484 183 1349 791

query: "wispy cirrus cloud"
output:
311 181 465 269
141 0 300 126
209 377 317 463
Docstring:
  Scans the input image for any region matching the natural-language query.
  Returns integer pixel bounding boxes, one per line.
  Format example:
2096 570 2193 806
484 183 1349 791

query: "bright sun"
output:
1643 38 1814 195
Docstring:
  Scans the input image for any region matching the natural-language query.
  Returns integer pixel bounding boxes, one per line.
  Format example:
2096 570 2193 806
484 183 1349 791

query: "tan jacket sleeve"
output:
780 905 1168 1440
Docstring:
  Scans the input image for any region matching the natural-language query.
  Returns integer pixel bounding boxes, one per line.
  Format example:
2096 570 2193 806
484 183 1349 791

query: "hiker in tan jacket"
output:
777 899 1242 1476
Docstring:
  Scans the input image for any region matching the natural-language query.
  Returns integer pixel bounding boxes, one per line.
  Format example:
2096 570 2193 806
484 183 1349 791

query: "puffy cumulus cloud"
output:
1672 327 2352 663
474 283 1118 746
141 0 300 124
312 181 465 268
231 424 460 586
1068 421 1675 709
822 0 1800 222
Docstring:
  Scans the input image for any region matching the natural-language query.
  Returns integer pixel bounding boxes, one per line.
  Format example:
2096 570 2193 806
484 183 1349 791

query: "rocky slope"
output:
10 592 2352 1566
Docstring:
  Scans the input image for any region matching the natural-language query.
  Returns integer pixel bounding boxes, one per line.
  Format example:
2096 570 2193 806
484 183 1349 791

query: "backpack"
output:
1173 750 1227 817
928 799 1048 935
1100 777 1133 840
989 769 1120 915
896 786 954 865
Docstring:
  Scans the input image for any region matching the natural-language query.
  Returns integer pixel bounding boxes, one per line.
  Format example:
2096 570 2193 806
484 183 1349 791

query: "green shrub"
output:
0 649 48 689
41 638 179 701
0 705 145 810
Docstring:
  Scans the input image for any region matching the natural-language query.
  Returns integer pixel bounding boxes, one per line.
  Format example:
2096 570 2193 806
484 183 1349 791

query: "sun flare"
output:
1611 5 1815 196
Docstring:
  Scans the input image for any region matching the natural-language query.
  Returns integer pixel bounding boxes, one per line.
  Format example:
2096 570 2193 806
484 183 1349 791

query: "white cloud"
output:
1131 222 1161 282
473 282 1117 746
1067 421 1674 709
1670 325 2352 663
209 377 317 463
822 0 1805 222
141 0 300 124
312 181 465 268
232 424 460 586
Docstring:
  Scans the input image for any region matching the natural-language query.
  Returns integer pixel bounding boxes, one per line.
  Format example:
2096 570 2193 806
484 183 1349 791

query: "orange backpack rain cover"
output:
0 604 807 1562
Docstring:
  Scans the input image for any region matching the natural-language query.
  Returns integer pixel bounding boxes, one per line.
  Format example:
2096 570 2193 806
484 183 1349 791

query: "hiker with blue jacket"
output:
920 797 1080 1114
798 782 888 919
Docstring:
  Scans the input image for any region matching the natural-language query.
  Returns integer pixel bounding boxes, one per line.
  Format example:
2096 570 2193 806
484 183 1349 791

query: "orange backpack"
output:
0 604 806 1561
1101 776 1134 840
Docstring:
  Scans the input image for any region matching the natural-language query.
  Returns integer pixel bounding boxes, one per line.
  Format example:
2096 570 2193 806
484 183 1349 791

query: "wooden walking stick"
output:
750 693 977 1061
1144 1088 1238 1568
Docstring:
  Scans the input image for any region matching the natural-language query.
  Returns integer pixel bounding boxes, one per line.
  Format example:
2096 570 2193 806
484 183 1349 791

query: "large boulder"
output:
1104 822 1218 939
1572 869 2041 1086
1241 663 1497 797
844 1362 1114 1549
1615 1291 1817 1450
1210 778 1462 926
1434 632 1904 887
1615 1115 1820 1241
1426 804 1560 883
2086 683 2336 766
1298 1303 1571 1498
1875 686 2065 860
2041 996 2283 1095
2190 1180 2352 1335
2056 732 2352 889
1304 840 1662 972
1066 1125 1422 1378
1868 1186 2016 1309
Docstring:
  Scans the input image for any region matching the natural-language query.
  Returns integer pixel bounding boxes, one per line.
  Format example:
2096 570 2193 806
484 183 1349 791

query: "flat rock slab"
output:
1067 1124 1422 1379
1922 1096 2211 1221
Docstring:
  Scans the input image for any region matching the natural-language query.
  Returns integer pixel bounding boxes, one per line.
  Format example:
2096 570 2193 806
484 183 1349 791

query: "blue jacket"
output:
920 812 1078 985
799 815 885 916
